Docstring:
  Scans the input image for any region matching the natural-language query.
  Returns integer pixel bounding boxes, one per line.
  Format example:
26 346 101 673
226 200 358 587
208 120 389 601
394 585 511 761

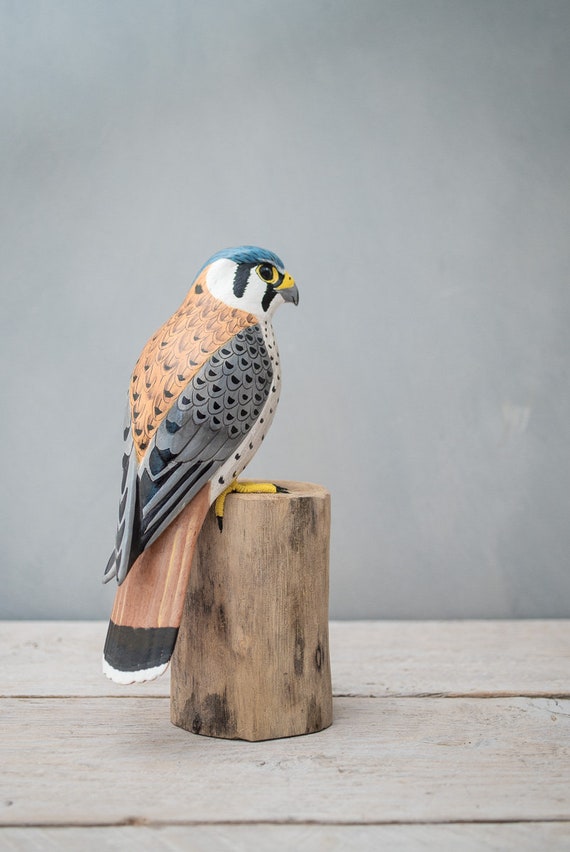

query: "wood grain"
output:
171 482 333 740
2 695 570 825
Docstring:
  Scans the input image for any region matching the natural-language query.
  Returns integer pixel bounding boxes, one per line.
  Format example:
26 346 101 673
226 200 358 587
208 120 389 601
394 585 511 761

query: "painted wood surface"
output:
1 621 569 849
171 483 332 740
102 248 299 683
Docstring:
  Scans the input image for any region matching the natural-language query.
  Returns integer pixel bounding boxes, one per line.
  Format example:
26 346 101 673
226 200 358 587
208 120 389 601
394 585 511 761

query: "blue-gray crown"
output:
199 245 284 273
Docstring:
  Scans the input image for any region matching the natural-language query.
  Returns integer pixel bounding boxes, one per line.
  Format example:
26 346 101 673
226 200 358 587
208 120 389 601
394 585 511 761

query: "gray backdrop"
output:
2 1 569 620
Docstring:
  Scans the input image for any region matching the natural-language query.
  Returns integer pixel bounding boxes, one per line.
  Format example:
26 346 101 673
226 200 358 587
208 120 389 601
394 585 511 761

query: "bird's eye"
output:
257 264 278 284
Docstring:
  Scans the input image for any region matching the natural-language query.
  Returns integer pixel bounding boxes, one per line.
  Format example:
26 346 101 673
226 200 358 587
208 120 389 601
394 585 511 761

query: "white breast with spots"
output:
208 319 281 502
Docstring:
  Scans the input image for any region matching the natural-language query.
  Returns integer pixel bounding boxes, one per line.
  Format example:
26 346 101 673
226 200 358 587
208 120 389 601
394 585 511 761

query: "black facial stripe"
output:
262 285 277 312
233 263 254 298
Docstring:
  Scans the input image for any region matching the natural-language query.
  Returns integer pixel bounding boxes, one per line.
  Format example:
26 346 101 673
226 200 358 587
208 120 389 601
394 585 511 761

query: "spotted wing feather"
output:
105 324 272 584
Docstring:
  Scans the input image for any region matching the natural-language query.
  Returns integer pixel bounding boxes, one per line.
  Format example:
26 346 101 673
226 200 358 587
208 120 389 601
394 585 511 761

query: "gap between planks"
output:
2 818 570 828
3 691 570 700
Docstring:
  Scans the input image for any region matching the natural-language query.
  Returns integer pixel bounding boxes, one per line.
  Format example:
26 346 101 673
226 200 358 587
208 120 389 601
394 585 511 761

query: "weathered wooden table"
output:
2 621 569 850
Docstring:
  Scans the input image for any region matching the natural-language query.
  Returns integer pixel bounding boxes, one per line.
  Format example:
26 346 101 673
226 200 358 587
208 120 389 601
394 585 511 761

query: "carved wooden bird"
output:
103 246 298 683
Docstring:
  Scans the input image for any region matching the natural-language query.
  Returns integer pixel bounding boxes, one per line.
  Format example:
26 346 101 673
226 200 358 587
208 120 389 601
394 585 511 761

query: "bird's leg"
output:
214 479 288 531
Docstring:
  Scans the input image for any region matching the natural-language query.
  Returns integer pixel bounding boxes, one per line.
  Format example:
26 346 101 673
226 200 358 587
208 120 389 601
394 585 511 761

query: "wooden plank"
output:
2 620 569 699
2 696 569 825
330 620 570 697
1 823 570 851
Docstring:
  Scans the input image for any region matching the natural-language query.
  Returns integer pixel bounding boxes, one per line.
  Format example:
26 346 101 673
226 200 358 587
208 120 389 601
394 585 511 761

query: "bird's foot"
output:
214 480 288 531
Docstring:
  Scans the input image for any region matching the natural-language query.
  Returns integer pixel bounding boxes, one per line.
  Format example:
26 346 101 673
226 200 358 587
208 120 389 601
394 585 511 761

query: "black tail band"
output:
104 621 178 672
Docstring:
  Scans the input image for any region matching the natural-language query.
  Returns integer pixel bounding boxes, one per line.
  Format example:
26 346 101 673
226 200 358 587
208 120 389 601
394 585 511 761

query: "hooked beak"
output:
275 272 299 305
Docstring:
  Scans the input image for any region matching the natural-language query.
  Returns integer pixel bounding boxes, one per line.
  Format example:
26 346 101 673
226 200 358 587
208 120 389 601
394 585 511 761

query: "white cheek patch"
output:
206 259 281 318
205 259 239 305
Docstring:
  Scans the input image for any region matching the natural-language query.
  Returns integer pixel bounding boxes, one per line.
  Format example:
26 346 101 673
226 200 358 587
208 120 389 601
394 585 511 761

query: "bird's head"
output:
200 246 299 319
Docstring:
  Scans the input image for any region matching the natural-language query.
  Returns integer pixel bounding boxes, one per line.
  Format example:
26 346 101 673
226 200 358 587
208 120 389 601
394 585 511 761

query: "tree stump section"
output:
170 481 332 741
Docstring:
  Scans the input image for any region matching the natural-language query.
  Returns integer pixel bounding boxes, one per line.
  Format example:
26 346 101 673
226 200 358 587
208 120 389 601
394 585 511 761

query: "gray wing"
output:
104 324 273 584
103 401 139 583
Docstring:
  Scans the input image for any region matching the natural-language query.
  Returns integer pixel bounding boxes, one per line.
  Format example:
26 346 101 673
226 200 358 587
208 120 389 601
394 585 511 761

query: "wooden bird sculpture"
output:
103 246 299 683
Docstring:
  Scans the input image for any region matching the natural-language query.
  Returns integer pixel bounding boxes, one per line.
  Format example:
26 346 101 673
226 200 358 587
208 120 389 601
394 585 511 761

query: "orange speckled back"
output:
129 268 257 461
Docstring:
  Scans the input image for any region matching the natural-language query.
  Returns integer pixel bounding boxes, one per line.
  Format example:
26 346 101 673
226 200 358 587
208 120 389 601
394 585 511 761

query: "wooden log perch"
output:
170 481 332 742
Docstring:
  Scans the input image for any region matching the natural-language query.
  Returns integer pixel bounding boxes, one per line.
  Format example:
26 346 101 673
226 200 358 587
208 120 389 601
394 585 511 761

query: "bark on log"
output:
170 481 332 741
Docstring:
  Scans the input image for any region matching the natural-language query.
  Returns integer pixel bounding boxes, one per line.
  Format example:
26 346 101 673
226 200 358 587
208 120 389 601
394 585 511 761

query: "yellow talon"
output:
214 481 237 529
214 479 287 531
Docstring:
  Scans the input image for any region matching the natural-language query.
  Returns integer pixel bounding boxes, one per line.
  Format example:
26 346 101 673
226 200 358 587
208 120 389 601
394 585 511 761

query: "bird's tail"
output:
103 486 211 683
